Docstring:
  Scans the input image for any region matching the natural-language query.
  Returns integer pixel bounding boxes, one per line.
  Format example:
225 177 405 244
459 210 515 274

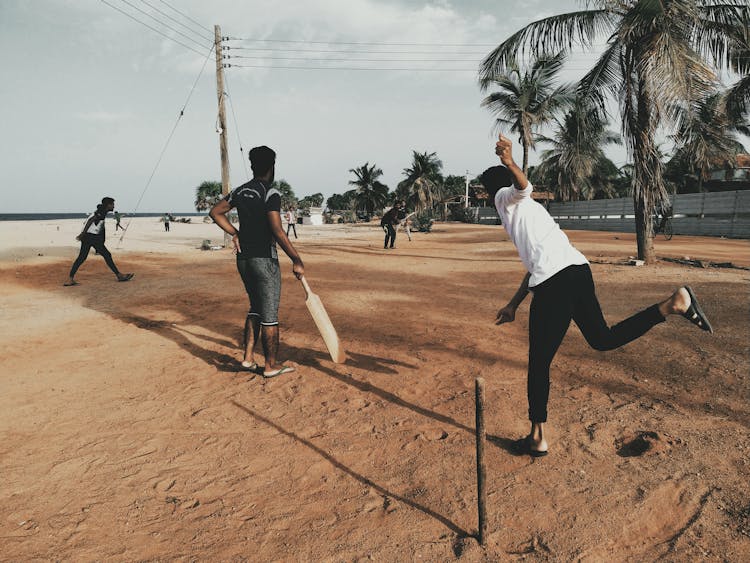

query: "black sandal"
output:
682 286 713 334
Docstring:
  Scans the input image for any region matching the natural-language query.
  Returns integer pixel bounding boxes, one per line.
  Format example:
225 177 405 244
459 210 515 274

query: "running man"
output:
64 197 134 286
114 210 125 231
484 134 713 457
209 145 304 378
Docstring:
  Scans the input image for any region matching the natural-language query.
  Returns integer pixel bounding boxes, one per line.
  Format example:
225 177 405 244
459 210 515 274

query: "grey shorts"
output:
236 257 281 325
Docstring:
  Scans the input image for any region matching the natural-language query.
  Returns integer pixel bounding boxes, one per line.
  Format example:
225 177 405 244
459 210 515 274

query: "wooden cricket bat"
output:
300 276 346 363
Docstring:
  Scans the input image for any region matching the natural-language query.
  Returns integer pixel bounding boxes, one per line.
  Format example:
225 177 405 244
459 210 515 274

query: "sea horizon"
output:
0 212 209 221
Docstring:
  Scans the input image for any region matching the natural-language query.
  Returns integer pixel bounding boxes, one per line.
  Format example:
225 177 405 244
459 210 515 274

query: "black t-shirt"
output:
225 179 281 258
380 207 400 226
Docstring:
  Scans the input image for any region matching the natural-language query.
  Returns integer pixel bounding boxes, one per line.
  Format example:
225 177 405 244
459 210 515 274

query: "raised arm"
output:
495 134 529 190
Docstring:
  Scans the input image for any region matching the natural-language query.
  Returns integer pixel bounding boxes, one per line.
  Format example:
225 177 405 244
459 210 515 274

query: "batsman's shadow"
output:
231 399 471 538
283 344 418 375
308 357 523 456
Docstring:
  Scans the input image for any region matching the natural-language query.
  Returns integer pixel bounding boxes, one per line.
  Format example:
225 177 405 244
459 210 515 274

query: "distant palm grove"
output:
197 1 748 264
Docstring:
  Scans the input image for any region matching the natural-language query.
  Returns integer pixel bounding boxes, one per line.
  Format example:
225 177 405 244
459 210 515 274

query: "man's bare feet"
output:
528 422 548 454
658 287 691 317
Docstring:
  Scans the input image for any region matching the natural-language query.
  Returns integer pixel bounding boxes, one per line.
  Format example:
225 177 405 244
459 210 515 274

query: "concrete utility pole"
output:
465 170 470 208
214 25 231 246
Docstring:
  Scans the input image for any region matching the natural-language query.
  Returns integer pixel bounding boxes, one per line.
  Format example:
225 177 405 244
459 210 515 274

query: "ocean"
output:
0 213 209 221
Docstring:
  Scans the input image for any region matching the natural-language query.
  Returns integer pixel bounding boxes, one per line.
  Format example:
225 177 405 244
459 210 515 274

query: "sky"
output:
1 0 742 213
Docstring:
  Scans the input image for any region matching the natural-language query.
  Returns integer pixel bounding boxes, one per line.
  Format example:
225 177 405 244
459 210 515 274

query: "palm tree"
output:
721 6 750 135
480 0 748 263
272 179 297 209
348 162 388 215
671 91 747 192
480 52 573 174
536 99 621 201
194 180 222 212
397 151 444 212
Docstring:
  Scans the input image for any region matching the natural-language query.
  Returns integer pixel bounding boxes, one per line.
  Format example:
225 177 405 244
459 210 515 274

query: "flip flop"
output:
117 273 134 282
63 280 79 286
263 365 295 378
682 286 713 334
511 436 548 458
240 361 259 372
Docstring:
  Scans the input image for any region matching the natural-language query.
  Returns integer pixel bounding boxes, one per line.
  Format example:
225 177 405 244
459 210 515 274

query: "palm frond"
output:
479 9 614 81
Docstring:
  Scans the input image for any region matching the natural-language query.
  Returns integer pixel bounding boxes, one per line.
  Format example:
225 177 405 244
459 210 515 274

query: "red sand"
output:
1 224 749 560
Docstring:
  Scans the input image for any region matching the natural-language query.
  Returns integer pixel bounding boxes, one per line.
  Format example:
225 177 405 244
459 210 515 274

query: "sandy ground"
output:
1 218 749 561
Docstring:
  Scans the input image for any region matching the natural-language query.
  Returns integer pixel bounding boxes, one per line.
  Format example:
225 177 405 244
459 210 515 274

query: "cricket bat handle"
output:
300 275 312 298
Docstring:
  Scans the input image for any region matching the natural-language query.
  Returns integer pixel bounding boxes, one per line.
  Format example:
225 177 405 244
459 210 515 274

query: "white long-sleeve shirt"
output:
495 182 587 288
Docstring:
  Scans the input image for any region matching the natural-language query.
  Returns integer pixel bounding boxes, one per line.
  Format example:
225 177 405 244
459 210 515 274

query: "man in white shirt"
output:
485 134 713 457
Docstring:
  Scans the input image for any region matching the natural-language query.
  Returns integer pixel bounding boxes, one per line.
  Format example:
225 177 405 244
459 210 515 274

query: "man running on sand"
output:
64 197 134 286
483 134 713 457
209 145 304 378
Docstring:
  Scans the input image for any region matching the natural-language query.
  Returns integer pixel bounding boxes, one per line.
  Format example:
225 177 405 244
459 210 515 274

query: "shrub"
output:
449 206 476 223
412 210 434 232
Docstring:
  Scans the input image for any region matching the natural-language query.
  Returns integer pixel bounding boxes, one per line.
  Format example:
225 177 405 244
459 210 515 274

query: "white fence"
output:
546 191 750 239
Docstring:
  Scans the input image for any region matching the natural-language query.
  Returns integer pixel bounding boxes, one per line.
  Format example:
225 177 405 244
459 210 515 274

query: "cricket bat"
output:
300 276 346 363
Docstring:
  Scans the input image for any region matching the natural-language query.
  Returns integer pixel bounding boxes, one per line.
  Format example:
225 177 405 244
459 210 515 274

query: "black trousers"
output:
286 223 297 238
527 264 665 422
383 224 396 248
69 234 120 278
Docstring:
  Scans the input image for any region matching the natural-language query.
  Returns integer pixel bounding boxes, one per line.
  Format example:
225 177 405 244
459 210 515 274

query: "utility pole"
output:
214 25 231 247
465 170 470 208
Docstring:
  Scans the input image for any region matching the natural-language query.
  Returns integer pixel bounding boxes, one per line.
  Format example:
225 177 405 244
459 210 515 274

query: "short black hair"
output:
479 166 513 194
249 145 276 176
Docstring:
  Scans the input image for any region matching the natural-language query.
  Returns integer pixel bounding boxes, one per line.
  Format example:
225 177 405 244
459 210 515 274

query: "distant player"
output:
484 134 713 457
114 210 125 231
380 201 403 249
64 197 134 286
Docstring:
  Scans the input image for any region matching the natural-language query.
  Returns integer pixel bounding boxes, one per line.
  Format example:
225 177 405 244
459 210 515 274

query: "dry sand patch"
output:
1 223 748 560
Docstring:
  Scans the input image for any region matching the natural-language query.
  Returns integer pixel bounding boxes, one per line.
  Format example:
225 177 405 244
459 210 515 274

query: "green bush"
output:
411 210 434 232
449 206 476 223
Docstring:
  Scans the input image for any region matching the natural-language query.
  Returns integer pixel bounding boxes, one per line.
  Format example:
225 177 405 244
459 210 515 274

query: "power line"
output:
115 0 210 49
138 0 213 42
223 72 250 181
228 37 501 47
227 54 485 63
228 64 478 72
118 43 216 244
156 0 213 34
228 46 491 55
100 0 207 56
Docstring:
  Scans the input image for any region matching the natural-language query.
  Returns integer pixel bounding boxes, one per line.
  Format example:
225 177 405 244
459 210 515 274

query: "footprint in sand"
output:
615 430 667 457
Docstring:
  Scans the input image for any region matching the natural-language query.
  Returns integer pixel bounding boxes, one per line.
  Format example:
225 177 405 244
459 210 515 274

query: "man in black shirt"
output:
210 146 304 378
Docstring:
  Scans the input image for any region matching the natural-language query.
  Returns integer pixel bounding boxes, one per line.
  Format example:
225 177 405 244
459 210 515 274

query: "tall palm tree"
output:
480 52 573 174
536 99 621 201
348 162 388 215
480 0 748 263
397 151 444 212
194 180 222 212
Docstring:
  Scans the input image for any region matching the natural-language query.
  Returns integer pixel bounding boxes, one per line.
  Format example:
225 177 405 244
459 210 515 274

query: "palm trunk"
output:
522 142 529 176
631 82 667 264
633 194 654 263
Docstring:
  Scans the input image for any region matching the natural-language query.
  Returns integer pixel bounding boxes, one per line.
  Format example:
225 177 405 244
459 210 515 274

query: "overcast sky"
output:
2 0 740 214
